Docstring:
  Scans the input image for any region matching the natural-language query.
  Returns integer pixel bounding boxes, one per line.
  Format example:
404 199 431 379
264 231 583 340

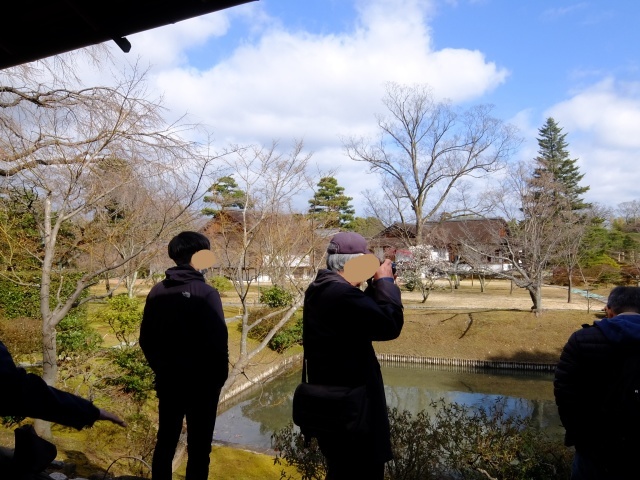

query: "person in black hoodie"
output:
303 232 404 480
140 231 228 480
554 286 640 479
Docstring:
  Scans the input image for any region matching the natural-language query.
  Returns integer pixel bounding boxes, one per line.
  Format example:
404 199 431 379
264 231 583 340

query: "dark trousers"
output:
318 434 385 480
152 387 222 480
572 449 635 480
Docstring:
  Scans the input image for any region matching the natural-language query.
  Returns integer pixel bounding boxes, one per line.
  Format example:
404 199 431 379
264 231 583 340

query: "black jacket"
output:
554 314 640 452
302 269 404 461
140 265 229 395
0 340 99 429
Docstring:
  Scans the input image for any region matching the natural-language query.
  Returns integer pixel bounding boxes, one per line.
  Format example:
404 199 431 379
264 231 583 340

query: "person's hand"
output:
98 408 127 427
374 259 394 280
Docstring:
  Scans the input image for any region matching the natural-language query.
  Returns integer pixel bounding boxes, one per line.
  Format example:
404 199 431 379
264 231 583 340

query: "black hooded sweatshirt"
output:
140 265 229 395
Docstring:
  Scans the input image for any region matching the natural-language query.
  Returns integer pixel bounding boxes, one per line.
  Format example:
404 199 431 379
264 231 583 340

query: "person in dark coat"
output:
0 340 125 429
140 231 229 480
0 339 125 478
302 232 404 480
554 286 640 479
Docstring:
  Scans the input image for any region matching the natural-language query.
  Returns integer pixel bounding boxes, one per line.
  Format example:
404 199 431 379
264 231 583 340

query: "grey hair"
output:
326 253 363 272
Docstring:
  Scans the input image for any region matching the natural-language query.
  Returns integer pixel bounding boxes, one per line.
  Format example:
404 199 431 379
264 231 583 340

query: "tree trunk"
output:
567 269 573 303
527 286 542 315
127 270 139 298
35 320 57 438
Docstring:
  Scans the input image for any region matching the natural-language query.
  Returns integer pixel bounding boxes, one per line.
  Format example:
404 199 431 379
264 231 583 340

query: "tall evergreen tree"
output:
531 117 590 211
308 176 356 229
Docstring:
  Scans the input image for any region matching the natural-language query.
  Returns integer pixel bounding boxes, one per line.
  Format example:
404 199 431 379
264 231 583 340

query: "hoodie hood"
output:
163 265 205 284
596 314 640 345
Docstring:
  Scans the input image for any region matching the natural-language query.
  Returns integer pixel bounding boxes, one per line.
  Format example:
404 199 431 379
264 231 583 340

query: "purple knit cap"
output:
326 232 368 255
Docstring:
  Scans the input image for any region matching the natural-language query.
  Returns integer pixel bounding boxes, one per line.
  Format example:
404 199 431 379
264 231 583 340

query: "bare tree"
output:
203 140 323 393
0 64 222 435
344 82 520 244
399 245 450 303
459 161 578 313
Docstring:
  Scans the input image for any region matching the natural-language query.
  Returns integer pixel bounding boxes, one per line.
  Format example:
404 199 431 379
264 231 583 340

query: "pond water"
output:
212 363 561 452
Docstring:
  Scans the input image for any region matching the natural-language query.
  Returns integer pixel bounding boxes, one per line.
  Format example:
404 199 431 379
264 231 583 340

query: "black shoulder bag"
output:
292 356 369 441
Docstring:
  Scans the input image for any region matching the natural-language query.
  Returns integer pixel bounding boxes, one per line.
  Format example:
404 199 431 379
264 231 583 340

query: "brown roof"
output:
0 1 255 69
372 218 508 248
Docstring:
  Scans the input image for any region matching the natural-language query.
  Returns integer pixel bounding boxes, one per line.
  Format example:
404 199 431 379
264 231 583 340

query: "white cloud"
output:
149 0 508 143
127 13 232 68
539 79 640 207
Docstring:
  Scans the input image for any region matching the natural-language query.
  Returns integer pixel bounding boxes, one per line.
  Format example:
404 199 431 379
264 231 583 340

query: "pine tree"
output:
202 175 248 217
532 117 590 211
308 177 355 229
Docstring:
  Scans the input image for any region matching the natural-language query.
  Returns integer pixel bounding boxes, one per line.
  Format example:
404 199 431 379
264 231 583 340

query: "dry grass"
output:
376 279 606 364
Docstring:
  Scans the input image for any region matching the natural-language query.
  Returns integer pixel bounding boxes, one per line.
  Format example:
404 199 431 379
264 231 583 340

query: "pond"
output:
212 363 561 452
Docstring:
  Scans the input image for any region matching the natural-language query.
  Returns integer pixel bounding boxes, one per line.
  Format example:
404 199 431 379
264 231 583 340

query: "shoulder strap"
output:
301 354 307 383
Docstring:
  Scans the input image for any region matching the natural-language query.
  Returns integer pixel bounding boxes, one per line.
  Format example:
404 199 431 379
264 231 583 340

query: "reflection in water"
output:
213 364 561 451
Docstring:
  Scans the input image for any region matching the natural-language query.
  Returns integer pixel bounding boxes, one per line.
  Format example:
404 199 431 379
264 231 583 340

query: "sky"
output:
97 0 640 217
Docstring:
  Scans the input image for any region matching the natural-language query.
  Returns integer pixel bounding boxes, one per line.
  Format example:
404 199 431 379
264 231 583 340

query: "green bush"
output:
106 346 155 404
57 309 102 358
209 275 233 294
243 307 302 352
260 285 294 308
243 306 283 342
0 275 41 319
94 294 143 345
272 398 572 480
269 316 303 353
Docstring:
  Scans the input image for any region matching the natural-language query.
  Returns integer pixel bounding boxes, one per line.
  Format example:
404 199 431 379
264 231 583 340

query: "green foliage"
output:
269 316 303 353
308 176 355 229
244 306 302 352
94 294 143 345
210 275 233 294
1 415 25 427
56 309 102 358
107 346 155 404
202 175 249 216
349 216 385 237
260 285 294 308
0 276 41 319
272 399 572 480
532 117 590 211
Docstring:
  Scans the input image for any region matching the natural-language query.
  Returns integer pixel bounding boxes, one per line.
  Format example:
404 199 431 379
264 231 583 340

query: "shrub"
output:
243 306 284 342
272 424 327 480
57 309 102 358
260 285 294 308
209 275 233 294
272 398 572 480
106 346 155 404
0 317 41 356
94 294 143 346
0 275 41 319
243 307 302 352
269 316 303 353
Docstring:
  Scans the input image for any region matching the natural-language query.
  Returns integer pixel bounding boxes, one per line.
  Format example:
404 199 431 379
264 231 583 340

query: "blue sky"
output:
102 0 640 216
